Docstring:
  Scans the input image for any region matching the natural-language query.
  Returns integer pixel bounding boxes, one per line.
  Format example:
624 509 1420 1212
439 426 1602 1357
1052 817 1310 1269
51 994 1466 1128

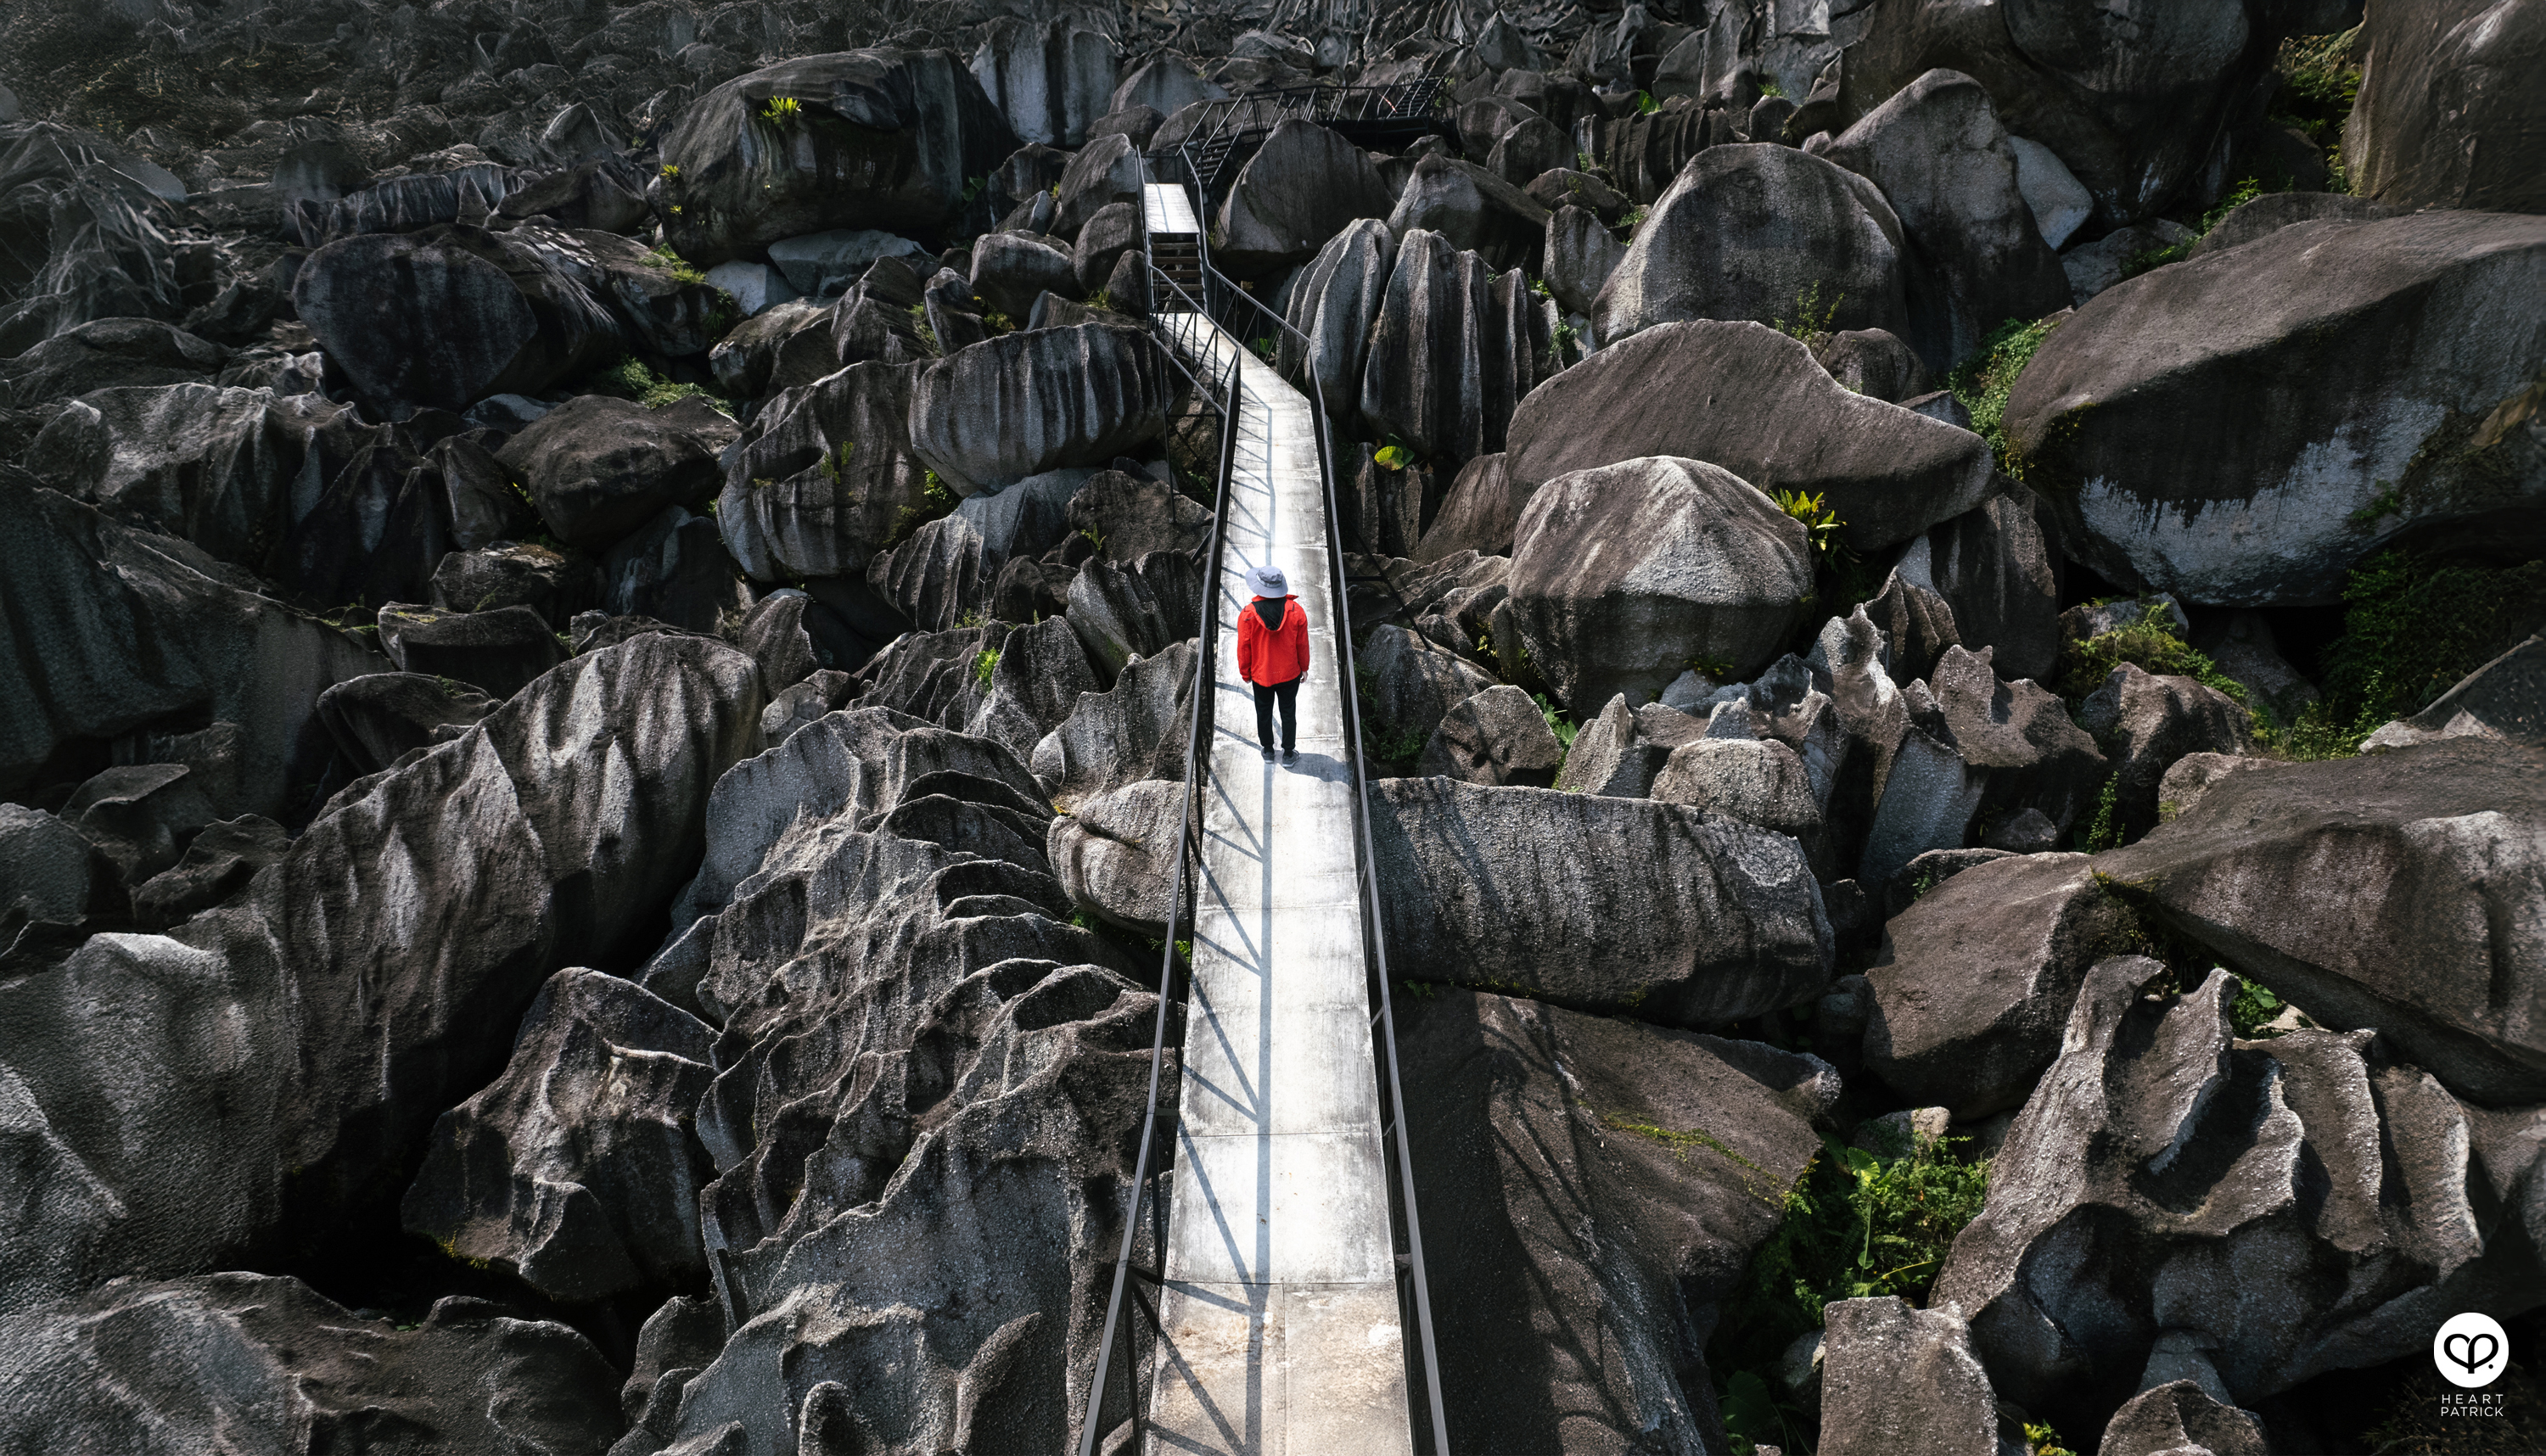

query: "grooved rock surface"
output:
910 322 1168 496
0 634 761 1319
401 967 719 1302
1594 143 1909 350
653 50 1020 266
1371 778 1834 1026
0 1273 624 1453
1933 958 2546 1435
1509 455 1814 710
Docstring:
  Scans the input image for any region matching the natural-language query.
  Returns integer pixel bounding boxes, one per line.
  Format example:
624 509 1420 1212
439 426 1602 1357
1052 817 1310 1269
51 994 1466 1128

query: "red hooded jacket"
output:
1237 595 1309 686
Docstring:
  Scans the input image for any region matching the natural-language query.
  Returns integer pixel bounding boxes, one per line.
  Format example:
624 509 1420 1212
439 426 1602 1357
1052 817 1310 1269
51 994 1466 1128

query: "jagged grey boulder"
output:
0 478 388 819
0 634 760 1319
1506 321 1996 554
1051 131 1144 238
1822 70 2073 372
1360 624 1497 750
1 316 226 408
1928 645 2111 840
131 814 289 929
718 361 932 585
2005 211 2546 606
1386 154 1551 274
1214 119 1394 276
910 322 1168 496
967 614 1099 761
1032 639 1197 810
1398 988 1834 1450
2092 737 2546 1105
653 50 1020 265
500 395 723 551
1552 694 1674 798
1064 468 1211 563
2363 631 2544 752
294 224 625 410
1281 219 1395 412
315 673 497 777
1818 1296 2015 1456
1417 683 1563 787
1861 851 2143 1118
0 1273 623 1453
378 602 563 702
1652 736 1832 880
1594 143 1909 349
401 968 718 1301
1509 455 1813 711
967 232 1078 320
1543 203 1626 318
1047 777 1184 935
2342 0 2546 216
2098 1380 2269 1456
1814 328 1930 404
1933 957 2546 1427
968 16 1114 148
1893 488 2063 685
1359 229 1554 469
1371 778 1832 1025
2077 664 2254 841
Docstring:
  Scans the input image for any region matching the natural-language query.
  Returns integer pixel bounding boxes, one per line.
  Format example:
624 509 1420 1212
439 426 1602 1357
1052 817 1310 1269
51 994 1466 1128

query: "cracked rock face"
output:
1932 955 2546 1437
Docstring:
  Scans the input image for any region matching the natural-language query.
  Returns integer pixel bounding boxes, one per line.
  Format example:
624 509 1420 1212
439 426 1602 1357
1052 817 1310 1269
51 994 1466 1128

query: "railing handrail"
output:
1070 168 1242 1456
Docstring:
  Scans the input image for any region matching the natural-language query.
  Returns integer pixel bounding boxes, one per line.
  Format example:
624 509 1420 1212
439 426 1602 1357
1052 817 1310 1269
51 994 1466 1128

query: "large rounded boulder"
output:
1508 455 1813 710
909 322 1169 496
2003 210 2546 606
1594 143 1909 349
653 50 1020 266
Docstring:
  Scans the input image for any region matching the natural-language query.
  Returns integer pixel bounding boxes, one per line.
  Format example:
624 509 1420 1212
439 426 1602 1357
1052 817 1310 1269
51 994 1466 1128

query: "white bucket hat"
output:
1244 564 1288 598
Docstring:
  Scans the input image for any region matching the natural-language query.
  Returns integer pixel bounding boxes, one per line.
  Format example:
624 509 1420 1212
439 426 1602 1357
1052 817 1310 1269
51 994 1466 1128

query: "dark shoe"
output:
1262 746 1276 763
1281 749 1298 764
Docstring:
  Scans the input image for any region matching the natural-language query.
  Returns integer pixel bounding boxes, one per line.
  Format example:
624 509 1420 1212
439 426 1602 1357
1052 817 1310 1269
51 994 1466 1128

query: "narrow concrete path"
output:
1141 313 1414 1456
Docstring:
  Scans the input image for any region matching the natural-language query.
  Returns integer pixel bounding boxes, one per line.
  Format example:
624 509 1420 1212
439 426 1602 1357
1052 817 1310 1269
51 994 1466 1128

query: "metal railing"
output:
1166 77 1448 204
1070 149 1450 1456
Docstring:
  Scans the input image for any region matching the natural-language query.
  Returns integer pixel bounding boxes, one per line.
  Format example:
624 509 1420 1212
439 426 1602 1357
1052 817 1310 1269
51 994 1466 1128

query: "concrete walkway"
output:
1141 314 1414 1456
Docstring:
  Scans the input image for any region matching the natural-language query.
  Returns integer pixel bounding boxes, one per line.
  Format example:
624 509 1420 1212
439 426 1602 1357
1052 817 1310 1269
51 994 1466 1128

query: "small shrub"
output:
2229 976 2294 1038
2271 27 2361 156
1947 315 2061 473
1373 442 1412 471
818 440 854 484
1772 488 1845 559
1756 78 1787 99
1771 283 1843 351
1634 90 1660 115
598 354 718 411
759 96 801 125
2075 771 2123 852
973 647 1000 687
2348 479 2404 526
2053 602 2250 708
1532 692 1576 749
1711 1128 1993 1442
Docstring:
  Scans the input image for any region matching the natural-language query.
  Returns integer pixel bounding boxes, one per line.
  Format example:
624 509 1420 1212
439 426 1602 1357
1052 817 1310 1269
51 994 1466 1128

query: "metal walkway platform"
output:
1138 316 1415 1456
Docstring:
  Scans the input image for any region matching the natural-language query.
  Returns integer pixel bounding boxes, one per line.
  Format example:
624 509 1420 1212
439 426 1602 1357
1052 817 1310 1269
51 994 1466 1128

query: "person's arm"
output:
1237 606 1258 683
1291 599 1310 675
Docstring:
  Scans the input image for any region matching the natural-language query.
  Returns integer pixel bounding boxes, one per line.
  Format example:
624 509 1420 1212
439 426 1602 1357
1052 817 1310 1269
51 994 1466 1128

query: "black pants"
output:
1253 676 1299 753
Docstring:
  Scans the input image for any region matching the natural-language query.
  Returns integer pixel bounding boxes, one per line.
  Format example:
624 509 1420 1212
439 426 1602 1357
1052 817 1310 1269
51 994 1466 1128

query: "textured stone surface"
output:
401 967 718 1302
2005 211 2546 606
910 322 1168 496
1594 143 1908 349
2092 737 2546 1104
499 394 723 551
1400 989 1833 1453
1509 455 1813 710
1417 683 1564 787
0 634 760 1318
1214 119 1394 276
1818 1296 2013 1456
1862 851 2143 1117
1933 958 2545 1433
1506 321 1996 554
1371 778 1832 1025
1358 228 1553 470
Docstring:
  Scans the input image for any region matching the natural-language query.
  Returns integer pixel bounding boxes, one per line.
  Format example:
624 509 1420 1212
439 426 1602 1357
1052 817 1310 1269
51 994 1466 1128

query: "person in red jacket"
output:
1236 563 1309 764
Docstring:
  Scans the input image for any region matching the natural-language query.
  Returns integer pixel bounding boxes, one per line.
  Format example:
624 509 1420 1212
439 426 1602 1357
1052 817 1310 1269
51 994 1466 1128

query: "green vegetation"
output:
2123 176 2268 277
2348 479 2404 526
973 647 1001 687
1372 442 1412 472
758 96 801 125
2053 602 2250 707
1713 1131 1994 1455
1634 89 1660 115
907 303 940 352
1757 78 1787 100
1947 314 2061 474
598 355 720 411
884 470 959 550
2076 771 2124 852
1771 283 1843 351
644 244 709 286
1532 692 1577 751
2270 550 2546 759
1773 488 1845 561
2229 976 2296 1038
2271 27 2362 189
817 440 854 484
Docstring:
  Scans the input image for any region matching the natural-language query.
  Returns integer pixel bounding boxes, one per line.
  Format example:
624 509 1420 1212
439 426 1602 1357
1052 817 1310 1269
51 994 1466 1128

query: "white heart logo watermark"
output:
2434 1312 2510 1389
